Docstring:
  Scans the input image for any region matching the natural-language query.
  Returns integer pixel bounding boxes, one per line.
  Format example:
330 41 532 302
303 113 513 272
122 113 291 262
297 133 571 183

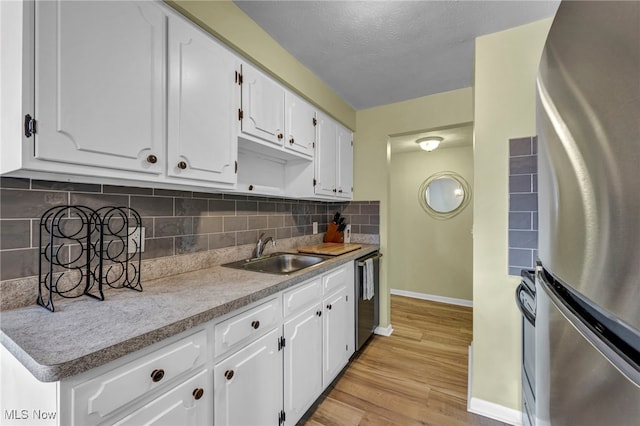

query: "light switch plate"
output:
128 227 145 253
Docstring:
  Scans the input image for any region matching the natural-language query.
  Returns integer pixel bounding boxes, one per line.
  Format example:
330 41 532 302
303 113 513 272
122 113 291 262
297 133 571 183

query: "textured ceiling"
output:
234 0 560 110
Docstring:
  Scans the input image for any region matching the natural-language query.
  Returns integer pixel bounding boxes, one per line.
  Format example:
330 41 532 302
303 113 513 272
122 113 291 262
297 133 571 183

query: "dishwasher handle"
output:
357 253 383 267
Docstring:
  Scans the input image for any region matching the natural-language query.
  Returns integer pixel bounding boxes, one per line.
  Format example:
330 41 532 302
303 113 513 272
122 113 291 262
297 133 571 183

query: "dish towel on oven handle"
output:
363 258 374 301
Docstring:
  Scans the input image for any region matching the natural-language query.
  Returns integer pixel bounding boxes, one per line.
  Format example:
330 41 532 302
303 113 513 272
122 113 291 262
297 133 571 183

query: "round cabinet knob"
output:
327 304 332 310
224 369 235 380
177 161 187 170
146 154 158 164
316 310 322 317
277 133 283 140
251 320 260 329
192 388 204 400
333 188 337 193
338 189 343 193
289 138 295 145
150 369 165 382
248 185 254 191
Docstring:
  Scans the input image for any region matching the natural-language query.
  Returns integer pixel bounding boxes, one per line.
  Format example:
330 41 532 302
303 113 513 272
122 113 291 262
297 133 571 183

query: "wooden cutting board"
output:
297 243 362 256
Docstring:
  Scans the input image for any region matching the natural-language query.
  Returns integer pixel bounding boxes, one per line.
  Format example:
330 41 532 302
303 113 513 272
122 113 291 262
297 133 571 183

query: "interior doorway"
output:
387 123 474 305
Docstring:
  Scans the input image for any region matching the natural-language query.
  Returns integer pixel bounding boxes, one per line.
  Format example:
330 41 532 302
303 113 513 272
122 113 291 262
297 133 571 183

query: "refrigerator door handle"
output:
539 273 640 388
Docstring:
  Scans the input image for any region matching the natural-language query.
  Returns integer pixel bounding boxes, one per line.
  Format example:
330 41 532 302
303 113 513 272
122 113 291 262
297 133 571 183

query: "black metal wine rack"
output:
37 205 143 312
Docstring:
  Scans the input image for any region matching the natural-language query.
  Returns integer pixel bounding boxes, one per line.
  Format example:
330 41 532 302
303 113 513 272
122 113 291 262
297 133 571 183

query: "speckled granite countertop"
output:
0 245 378 382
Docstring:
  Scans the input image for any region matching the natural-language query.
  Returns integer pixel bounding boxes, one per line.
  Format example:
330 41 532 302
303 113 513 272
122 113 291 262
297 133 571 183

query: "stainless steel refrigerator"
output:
536 1 640 425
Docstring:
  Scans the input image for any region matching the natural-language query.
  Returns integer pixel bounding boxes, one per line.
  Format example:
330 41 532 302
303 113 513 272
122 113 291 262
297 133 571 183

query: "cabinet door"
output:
322 286 351 387
285 91 315 158
283 303 323 425
336 125 353 199
314 112 337 197
167 15 237 184
214 328 283 426
35 1 164 174
240 64 285 146
113 369 211 426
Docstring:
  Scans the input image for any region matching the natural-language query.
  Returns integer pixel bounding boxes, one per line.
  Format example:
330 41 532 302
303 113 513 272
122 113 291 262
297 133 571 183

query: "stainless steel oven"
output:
516 268 536 426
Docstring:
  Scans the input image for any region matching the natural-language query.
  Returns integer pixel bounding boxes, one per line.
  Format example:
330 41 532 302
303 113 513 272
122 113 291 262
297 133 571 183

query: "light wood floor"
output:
302 295 509 426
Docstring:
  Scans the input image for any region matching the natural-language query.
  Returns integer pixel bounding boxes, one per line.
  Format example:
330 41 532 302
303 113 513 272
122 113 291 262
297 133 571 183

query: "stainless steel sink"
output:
222 252 329 275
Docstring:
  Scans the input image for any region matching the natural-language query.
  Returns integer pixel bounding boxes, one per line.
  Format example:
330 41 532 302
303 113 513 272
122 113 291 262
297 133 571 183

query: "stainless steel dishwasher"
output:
355 251 382 351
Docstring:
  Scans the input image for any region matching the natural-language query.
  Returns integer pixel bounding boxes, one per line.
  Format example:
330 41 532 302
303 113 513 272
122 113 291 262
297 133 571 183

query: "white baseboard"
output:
374 324 394 336
467 343 522 425
468 398 522 426
390 289 473 307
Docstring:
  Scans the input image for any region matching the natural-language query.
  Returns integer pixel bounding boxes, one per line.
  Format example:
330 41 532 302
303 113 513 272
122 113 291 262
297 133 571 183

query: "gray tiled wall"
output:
508 137 538 275
0 178 380 282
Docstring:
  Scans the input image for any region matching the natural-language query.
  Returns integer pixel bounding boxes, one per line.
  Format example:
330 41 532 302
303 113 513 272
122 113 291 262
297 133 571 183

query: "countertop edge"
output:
1 245 379 382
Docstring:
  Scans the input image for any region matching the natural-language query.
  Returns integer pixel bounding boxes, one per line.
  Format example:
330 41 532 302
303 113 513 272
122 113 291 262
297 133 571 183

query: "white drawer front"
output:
113 369 210 426
72 330 207 425
214 297 281 358
283 277 322 317
322 263 353 295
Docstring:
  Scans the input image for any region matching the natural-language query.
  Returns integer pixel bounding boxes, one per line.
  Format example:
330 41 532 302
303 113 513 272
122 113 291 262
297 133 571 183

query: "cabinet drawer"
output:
71 330 207 426
322 263 353 295
283 277 322 317
113 369 210 426
214 297 281 358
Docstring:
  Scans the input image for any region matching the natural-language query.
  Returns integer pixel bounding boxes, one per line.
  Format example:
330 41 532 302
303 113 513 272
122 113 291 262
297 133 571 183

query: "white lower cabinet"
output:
283 302 323 425
323 285 353 386
213 328 284 426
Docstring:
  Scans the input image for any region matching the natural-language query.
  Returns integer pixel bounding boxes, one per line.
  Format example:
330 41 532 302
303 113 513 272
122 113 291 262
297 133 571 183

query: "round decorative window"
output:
418 172 471 220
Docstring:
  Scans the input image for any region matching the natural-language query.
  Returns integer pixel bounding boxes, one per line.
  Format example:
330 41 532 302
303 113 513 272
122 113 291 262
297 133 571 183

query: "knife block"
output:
323 223 344 243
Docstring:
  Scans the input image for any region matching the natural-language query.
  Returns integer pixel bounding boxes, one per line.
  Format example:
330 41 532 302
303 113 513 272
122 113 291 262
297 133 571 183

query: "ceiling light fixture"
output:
416 136 443 152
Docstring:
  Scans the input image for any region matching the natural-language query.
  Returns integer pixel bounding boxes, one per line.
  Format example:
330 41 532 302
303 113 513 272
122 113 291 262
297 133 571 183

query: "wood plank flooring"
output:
302 295 510 426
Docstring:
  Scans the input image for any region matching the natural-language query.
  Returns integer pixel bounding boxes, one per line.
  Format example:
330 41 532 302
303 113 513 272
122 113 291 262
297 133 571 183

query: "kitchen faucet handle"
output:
257 232 265 242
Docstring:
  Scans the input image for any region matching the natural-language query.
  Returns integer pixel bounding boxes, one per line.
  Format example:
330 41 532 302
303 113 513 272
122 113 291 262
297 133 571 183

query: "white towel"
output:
363 258 374 301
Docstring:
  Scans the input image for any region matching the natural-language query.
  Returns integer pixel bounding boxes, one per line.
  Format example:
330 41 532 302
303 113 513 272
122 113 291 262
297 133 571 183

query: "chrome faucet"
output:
253 233 275 258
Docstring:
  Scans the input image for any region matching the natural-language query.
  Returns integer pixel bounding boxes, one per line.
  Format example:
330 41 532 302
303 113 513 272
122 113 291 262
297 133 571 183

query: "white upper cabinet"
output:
314 112 338 197
336 124 354 199
285 91 316 158
239 63 316 160
315 112 353 199
240 63 286 147
167 14 237 185
2 0 350 197
34 0 165 174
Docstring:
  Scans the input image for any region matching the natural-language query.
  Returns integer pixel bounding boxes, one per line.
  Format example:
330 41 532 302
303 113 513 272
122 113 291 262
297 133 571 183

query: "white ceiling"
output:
234 0 560 110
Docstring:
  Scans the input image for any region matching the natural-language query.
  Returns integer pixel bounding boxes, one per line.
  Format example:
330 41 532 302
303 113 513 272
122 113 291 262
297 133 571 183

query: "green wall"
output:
389 146 474 301
472 18 553 411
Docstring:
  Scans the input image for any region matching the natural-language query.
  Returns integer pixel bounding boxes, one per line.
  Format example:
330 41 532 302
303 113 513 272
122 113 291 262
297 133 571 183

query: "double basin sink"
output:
223 252 329 275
